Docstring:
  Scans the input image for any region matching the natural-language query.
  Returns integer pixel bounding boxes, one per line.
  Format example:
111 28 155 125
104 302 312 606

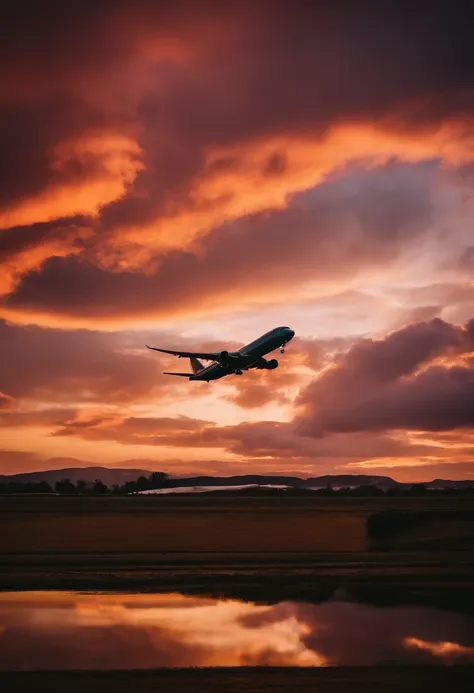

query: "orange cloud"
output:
98 116 474 268
51 413 216 446
405 637 474 663
0 591 325 668
0 408 75 428
2 159 450 329
0 220 92 296
0 131 143 230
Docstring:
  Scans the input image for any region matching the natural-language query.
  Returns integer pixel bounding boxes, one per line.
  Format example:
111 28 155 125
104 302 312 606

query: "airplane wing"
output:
162 372 194 377
146 345 221 361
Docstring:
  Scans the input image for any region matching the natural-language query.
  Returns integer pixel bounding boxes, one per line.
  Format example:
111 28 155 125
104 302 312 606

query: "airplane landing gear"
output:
280 348 285 354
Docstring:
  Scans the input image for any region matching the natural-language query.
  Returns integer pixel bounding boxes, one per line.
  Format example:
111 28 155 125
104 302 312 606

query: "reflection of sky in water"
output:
0 591 473 669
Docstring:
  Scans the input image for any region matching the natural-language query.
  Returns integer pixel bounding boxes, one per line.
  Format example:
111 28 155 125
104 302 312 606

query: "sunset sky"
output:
1 1 474 481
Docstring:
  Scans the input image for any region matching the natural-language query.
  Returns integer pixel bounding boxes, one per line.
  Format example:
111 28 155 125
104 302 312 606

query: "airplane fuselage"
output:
190 326 295 381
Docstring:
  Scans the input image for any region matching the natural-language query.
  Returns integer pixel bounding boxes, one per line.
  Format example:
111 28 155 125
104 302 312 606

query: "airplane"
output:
145 326 295 382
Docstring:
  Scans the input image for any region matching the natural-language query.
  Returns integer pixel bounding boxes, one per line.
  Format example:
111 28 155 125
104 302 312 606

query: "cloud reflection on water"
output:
0 591 473 669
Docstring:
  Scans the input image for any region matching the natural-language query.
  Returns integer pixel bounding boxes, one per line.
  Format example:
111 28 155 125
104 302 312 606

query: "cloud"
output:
0 92 142 219
0 592 325 668
0 1 473 325
98 119 474 266
295 318 474 436
1 591 473 669
2 160 450 327
221 336 331 410
0 131 143 230
0 320 179 404
1 2 474 481
48 410 437 470
0 218 92 296
223 371 298 409
52 414 214 445
0 409 76 428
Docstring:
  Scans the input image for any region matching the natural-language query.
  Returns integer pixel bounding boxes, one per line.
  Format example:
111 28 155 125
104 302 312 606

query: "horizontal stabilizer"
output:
163 371 193 378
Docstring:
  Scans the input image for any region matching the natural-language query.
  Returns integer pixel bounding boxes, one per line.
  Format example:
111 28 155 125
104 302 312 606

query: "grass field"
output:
3 668 474 693
1 495 473 609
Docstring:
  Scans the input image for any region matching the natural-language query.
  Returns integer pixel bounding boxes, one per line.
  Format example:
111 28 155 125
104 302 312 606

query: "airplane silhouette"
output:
146 326 295 382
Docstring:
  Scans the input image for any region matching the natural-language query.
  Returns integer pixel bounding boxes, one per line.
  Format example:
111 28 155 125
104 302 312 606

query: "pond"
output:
1 591 473 669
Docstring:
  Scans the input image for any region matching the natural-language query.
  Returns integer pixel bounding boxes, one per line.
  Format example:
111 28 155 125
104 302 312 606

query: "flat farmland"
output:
3 668 474 693
1 495 371 553
1 495 473 607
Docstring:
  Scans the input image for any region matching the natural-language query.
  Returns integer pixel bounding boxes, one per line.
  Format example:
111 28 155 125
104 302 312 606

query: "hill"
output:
163 474 398 489
0 467 150 487
304 474 398 489
1 467 473 490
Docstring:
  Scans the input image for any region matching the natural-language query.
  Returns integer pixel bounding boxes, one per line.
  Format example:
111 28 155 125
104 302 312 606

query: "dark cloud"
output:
0 95 119 213
2 1 474 102
146 2 474 137
0 218 88 261
0 2 250 223
0 408 76 429
0 1 473 307
0 1 230 93
52 414 213 444
49 411 436 467
0 320 176 404
2 161 439 324
0 218 92 296
296 318 474 435
74 0 474 240
320 365 474 433
202 423 436 462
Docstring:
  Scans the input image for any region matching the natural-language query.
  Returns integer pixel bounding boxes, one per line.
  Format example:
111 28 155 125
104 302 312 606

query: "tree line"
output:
0 475 473 496
0 471 169 495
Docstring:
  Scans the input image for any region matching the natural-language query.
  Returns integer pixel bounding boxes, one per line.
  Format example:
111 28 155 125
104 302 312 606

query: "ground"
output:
2 494 474 691
1 494 473 608
3 668 474 693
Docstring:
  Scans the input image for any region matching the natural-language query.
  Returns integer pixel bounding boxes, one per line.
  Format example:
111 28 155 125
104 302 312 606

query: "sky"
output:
1 0 474 481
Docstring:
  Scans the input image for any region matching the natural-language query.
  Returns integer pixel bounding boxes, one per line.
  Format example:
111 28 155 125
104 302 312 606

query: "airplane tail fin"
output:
190 356 204 374
163 372 193 378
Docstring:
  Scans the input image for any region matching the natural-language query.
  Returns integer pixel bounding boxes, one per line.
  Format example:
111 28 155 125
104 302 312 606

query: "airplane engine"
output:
219 350 229 361
262 358 278 369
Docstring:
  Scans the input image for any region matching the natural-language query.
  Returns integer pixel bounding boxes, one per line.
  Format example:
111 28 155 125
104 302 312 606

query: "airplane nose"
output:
287 328 295 339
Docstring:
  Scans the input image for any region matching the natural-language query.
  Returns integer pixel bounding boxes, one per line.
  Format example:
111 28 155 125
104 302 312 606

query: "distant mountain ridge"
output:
0 467 150 486
1 467 473 490
162 474 398 489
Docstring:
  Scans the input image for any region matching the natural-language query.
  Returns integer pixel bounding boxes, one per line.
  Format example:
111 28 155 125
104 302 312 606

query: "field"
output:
1 494 474 610
2 494 474 691
4 668 474 693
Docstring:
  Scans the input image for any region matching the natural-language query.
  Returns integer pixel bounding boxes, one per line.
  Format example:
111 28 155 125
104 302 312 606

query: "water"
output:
0 591 473 669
